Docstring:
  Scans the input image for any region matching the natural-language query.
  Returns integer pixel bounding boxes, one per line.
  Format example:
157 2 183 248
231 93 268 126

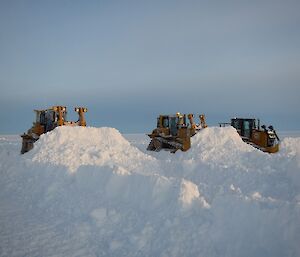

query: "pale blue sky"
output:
0 0 299 133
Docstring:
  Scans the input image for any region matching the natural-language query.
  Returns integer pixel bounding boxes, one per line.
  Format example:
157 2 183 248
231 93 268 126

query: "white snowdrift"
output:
1 127 300 257
28 126 156 172
180 126 264 170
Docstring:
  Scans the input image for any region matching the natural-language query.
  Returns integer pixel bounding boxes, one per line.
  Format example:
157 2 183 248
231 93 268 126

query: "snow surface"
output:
0 126 300 257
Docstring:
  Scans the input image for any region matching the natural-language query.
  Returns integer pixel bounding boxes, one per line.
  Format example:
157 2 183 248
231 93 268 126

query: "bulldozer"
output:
147 113 207 153
219 118 280 153
21 106 87 154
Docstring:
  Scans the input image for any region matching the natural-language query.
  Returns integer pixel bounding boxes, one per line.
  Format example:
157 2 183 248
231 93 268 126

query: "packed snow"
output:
0 126 299 257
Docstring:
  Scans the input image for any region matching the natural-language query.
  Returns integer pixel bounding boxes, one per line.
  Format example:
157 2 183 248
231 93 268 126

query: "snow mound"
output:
193 126 252 148
189 126 254 156
176 127 259 170
28 126 155 172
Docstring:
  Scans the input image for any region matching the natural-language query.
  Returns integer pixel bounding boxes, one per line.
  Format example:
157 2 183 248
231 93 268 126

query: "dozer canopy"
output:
231 118 257 139
155 113 187 136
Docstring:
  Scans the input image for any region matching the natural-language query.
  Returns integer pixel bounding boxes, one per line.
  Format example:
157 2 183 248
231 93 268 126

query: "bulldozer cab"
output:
157 115 170 128
231 118 256 140
156 114 187 136
34 106 68 130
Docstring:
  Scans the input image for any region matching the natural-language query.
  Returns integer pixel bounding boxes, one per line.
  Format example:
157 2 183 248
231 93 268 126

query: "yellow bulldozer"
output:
147 113 207 153
219 118 280 153
21 106 87 154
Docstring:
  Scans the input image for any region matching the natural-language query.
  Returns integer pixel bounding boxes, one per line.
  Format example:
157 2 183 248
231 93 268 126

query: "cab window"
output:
163 117 169 128
232 120 241 130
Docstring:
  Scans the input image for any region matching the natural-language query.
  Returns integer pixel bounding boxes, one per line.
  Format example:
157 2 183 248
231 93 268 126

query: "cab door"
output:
242 120 251 139
170 117 178 136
